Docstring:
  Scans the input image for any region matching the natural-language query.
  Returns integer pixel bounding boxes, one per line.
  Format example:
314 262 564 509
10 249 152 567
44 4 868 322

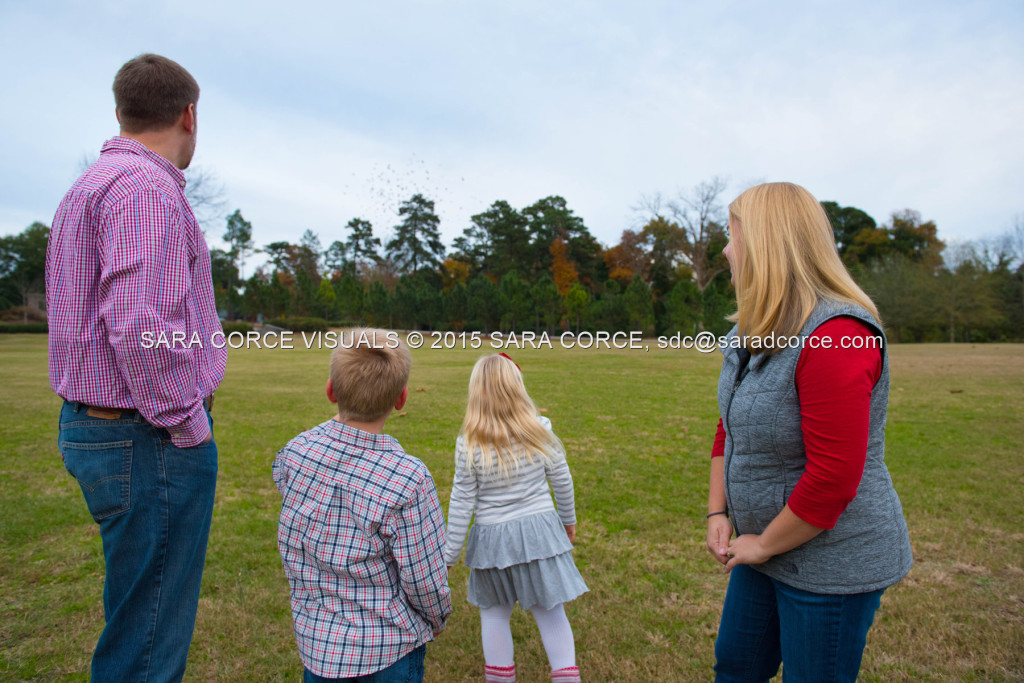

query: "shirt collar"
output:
323 418 401 452
100 136 186 189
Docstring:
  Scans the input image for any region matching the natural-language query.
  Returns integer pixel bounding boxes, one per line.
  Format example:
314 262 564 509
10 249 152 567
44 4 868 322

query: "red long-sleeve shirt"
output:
711 317 882 529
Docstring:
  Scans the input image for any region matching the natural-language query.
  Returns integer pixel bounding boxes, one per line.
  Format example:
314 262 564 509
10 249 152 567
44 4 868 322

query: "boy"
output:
273 328 452 682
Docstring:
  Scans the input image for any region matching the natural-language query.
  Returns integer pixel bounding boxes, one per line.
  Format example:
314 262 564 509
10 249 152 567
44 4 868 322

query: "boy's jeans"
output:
303 645 427 683
58 400 217 683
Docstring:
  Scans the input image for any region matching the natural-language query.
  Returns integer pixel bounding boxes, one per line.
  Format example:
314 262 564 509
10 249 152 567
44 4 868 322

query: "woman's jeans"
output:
59 400 217 683
303 645 427 683
714 564 884 683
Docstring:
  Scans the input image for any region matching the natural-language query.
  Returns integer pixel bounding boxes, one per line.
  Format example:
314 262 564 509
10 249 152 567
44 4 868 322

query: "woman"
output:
706 182 912 682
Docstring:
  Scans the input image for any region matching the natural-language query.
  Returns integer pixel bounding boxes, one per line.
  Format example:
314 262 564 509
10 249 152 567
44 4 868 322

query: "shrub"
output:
266 317 328 332
221 321 254 334
0 323 48 333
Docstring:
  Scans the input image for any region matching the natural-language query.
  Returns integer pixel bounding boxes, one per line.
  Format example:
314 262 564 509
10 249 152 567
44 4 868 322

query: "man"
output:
46 54 226 682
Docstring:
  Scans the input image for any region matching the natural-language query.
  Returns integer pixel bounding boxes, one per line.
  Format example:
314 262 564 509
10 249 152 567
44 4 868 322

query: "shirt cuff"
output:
167 402 211 447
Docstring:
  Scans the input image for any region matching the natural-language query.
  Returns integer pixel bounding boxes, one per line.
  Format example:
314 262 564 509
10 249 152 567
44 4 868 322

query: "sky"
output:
2 0 1022 263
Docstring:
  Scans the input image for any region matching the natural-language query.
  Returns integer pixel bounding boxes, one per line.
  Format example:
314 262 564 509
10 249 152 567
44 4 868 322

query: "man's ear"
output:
181 103 196 134
394 385 408 411
115 109 121 126
326 379 338 404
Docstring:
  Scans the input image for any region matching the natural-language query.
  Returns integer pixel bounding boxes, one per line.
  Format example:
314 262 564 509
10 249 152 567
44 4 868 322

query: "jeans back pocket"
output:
60 440 133 522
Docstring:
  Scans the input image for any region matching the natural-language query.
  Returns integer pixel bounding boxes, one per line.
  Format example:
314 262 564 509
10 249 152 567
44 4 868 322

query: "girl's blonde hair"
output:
460 354 563 478
728 182 880 351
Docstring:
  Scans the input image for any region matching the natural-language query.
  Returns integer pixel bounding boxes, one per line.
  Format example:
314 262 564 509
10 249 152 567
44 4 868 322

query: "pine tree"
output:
386 194 444 274
345 218 382 269
623 275 655 334
564 283 590 334
223 210 254 282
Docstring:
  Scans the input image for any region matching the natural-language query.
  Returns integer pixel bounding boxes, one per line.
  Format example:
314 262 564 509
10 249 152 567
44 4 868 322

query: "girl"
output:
445 353 587 683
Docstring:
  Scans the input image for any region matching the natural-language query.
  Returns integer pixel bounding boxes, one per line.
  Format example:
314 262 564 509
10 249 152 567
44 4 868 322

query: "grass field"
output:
1 335 1022 681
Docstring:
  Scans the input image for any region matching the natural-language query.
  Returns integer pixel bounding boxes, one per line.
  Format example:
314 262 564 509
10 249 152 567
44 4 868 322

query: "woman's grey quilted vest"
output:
717 299 912 594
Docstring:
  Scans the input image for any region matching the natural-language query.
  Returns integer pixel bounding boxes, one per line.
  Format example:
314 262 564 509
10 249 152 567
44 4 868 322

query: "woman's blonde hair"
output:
728 182 880 351
460 354 562 478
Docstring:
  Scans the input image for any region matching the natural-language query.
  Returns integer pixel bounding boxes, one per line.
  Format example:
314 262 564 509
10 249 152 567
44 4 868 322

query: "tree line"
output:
2 180 1022 342
208 187 737 336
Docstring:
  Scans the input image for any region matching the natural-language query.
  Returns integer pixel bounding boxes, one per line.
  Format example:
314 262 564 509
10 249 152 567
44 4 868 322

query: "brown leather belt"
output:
82 394 214 420
84 406 131 420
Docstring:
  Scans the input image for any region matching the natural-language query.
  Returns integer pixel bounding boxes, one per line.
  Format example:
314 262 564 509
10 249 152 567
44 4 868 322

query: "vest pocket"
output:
728 478 785 535
60 440 132 522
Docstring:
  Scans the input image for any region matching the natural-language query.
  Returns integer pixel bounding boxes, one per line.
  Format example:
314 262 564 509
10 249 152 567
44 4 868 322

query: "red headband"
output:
498 352 521 371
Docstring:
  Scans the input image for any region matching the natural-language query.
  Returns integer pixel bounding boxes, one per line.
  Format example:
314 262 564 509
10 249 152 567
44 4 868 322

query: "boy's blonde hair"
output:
329 328 411 422
728 182 880 352
460 354 563 478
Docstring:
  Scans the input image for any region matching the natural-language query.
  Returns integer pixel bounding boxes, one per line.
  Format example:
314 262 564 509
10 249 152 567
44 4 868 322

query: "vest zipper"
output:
723 349 750 535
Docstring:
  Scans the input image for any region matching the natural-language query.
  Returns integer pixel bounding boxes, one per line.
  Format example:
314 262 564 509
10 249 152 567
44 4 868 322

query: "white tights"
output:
480 603 576 671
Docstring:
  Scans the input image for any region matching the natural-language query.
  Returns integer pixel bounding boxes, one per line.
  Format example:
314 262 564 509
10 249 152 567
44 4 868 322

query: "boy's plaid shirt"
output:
273 419 452 678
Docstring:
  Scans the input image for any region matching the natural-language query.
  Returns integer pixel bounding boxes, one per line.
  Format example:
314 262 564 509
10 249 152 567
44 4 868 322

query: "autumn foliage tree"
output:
888 209 944 272
550 237 579 296
604 229 649 286
441 258 472 291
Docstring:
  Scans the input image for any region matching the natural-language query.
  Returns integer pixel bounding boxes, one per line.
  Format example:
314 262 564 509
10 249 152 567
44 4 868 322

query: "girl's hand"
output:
706 515 733 565
724 534 772 571
564 524 576 543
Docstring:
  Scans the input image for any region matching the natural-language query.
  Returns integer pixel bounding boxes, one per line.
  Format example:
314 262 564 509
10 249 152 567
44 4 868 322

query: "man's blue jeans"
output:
714 564 884 683
58 400 217 683
303 645 427 683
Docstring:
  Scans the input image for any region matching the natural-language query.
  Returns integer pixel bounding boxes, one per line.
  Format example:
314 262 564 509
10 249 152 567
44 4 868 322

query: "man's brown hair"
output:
113 53 199 133
330 329 411 422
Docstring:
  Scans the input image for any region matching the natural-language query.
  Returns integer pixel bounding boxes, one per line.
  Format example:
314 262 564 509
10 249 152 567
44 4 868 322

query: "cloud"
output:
2 0 1022 248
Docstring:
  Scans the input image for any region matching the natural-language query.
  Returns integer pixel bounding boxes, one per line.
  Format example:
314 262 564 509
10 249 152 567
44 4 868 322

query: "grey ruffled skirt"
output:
465 511 588 610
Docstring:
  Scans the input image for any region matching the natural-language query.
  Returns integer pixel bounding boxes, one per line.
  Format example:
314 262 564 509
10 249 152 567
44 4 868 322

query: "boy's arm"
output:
392 471 453 635
444 439 478 566
271 448 289 494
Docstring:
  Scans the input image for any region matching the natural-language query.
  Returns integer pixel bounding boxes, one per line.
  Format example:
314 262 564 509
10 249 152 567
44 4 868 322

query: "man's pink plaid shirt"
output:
46 136 225 446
